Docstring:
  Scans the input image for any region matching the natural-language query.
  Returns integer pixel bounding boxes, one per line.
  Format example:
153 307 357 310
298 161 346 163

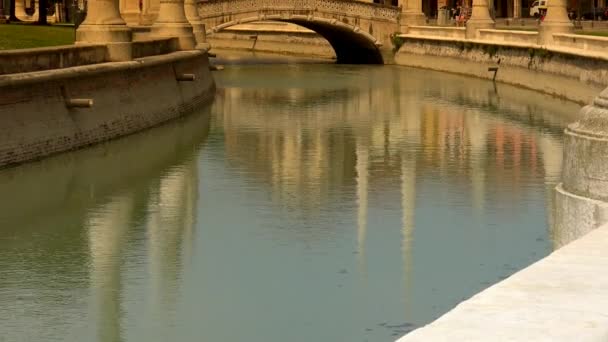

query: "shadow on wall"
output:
211 19 384 64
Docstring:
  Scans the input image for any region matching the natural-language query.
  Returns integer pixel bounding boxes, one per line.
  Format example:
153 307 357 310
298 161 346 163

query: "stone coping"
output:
554 33 608 42
0 50 204 87
197 0 397 9
479 28 539 36
407 25 465 31
221 25 316 34
0 43 106 55
398 33 608 62
398 222 608 341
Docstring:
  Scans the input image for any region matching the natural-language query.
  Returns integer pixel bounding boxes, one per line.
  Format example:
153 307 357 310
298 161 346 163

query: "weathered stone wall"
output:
0 51 215 168
0 45 108 75
208 25 335 58
132 37 179 58
395 37 608 104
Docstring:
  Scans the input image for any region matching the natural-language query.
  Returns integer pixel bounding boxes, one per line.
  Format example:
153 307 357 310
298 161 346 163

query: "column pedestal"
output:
554 87 608 247
184 0 210 50
466 0 495 38
76 0 133 61
538 0 573 44
150 0 196 50
399 0 426 32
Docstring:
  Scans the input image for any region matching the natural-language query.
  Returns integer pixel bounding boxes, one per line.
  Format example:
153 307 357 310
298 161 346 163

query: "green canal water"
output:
0 59 581 341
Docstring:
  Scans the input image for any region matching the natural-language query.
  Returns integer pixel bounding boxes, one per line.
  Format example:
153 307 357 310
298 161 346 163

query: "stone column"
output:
119 0 140 25
149 0 196 50
538 0 573 45
399 0 426 31
0 0 6 23
14 0 27 20
465 0 495 38
554 88 608 249
76 0 133 61
184 0 209 50
513 0 521 18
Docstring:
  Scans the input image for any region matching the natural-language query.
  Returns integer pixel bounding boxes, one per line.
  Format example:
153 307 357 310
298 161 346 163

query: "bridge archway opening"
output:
209 18 384 64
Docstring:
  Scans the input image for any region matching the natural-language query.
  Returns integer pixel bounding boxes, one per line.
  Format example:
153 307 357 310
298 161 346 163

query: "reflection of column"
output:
537 134 565 248
467 112 487 216
88 195 134 342
356 139 369 274
400 97 419 313
401 149 416 311
147 163 197 334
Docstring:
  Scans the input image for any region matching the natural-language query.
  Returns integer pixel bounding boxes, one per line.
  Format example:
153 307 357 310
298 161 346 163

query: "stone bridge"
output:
196 0 402 63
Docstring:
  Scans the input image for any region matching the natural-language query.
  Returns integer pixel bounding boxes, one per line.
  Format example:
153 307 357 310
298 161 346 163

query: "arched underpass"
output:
198 0 401 64
208 19 385 64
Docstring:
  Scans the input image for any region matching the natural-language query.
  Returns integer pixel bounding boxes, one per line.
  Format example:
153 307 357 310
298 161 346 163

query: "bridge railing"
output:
197 0 400 22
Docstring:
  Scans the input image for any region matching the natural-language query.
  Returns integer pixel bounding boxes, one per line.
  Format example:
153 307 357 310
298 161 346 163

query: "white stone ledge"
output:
397 222 608 341
398 33 608 62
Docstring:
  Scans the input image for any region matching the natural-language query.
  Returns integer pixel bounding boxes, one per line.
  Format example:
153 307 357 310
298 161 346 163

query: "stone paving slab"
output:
397 223 608 341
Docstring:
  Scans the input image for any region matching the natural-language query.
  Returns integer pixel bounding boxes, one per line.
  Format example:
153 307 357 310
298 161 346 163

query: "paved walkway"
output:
398 223 608 341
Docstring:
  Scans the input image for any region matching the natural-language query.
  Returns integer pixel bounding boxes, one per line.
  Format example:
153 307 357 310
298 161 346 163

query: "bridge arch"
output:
209 16 383 64
197 0 402 64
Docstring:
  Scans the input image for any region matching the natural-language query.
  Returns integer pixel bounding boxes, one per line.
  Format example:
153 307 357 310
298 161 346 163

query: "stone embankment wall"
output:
395 33 608 104
396 27 608 342
398 221 608 341
0 45 108 75
0 50 215 168
0 38 180 75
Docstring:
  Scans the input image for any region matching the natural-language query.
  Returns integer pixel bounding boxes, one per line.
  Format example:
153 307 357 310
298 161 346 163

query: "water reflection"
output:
214 65 575 232
0 106 210 342
0 63 584 342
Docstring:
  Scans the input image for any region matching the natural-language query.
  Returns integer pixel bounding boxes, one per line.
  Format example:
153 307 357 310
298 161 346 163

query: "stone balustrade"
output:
552 33 608 55
0 39 186 75
132 38 180 58
198 0 400 23
478 29 538 46
405 26 466 39
0 45 107 75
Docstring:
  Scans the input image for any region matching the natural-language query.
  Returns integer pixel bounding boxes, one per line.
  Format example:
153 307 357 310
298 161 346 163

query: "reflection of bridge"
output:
198 0 401 63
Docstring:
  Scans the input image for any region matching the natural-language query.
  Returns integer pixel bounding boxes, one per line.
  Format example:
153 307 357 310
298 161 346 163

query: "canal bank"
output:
398 221 608 341
0 62 578 341
0 43 216 168
394 29 608 104
394 29 608 341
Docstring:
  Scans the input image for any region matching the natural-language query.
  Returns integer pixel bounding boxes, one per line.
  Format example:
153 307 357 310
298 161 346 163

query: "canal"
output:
0 57 581 341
